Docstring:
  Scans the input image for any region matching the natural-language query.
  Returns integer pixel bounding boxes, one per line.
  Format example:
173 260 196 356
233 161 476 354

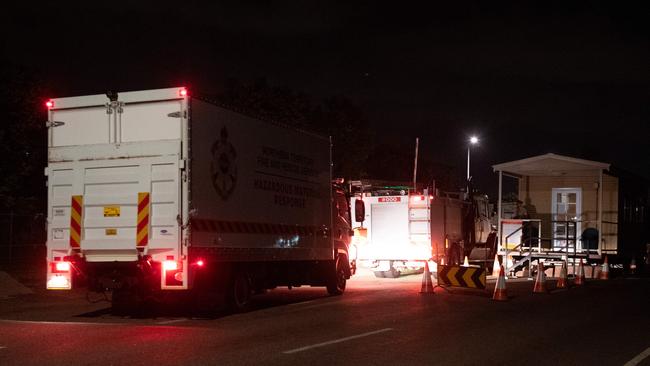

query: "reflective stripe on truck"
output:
191 218 321 235
69 195 83 250
136 192 150 248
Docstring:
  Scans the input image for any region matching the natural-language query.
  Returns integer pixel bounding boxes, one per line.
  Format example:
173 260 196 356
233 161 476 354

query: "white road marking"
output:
287 299 319 306
282 328 394 354
624 347 650 366
297 301 341 311
1 318 191 327
155 318 188 325
0 319 118 326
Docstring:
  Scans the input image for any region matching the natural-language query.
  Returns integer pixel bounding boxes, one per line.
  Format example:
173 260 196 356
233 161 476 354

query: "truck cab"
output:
332 182 354 275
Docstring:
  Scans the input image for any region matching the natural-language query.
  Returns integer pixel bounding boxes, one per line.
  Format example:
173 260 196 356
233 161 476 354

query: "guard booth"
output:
492 153 649 276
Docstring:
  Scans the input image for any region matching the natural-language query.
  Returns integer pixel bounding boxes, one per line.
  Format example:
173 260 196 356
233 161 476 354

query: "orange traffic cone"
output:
420 261 434 294
492 265 508 301
463 256 470 267
556 261 568 289
491 254 500 277
533 261 547 293
574 259 585 286
600 256 610 280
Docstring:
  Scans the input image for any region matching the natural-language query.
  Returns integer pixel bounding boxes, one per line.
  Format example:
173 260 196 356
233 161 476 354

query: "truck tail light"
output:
411 195 425 202
50 261 72 273
163 260 178 271
47 261 72 290
179 88 188 97
46 100 54 109
47 275 71 289
55 262 71 272
162 259 184 287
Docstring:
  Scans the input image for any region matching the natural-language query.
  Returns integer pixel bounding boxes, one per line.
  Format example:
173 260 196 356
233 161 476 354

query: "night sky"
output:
1 2 648 198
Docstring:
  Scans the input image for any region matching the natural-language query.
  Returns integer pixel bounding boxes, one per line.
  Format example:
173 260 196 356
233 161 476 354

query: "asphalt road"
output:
0 269 648 366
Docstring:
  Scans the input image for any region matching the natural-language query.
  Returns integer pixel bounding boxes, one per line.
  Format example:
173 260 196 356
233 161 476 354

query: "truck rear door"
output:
46 88 188 264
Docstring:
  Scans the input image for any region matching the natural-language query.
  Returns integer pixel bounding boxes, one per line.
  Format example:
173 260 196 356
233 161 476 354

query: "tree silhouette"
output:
0 62 48 213
216 78 372 179
364 142 461 192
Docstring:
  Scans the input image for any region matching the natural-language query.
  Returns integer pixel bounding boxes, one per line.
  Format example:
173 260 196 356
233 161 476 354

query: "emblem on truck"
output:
210 126 237 200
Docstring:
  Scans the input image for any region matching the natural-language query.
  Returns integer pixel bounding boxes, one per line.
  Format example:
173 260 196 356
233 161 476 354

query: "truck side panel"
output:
189 99 333 261
430 197 465 260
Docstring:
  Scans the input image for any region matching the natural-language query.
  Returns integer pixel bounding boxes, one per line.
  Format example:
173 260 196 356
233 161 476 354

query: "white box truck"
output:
45 87 352 311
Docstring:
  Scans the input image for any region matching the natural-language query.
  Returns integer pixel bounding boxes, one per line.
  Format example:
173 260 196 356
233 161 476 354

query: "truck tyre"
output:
327 258 347 295
382 267 401 278
227 271 253 312
382 261 401 278
373 271 385 278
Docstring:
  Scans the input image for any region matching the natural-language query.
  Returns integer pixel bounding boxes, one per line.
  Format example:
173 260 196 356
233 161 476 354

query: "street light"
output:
467 136 479 194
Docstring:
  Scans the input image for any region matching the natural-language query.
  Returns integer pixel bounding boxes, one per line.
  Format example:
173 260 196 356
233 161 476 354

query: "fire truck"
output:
349 180 494 277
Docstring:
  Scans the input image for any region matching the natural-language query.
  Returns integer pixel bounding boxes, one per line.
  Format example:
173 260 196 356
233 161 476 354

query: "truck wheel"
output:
373 271 385 278
382 261 401 278
227 271 252 312
327 259 347 295
382 268 401 278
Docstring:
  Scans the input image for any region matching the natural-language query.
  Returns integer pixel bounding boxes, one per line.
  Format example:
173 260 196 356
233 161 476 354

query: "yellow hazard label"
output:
105 228 117 236
104 206 120 217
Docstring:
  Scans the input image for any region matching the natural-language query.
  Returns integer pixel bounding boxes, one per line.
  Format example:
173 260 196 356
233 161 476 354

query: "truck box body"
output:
189 99 332 261
45 87 347 301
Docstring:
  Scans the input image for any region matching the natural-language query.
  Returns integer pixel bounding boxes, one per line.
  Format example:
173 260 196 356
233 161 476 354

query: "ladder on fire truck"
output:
408 190 431 246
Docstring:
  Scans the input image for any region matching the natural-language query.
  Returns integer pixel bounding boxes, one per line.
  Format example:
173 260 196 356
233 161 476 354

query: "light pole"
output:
466 136 479 195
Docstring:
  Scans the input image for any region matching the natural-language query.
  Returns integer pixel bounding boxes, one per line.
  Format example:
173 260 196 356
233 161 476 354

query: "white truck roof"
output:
49 87 187 109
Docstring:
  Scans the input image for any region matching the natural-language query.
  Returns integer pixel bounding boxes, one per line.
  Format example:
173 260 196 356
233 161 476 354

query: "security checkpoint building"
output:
492 153 649 275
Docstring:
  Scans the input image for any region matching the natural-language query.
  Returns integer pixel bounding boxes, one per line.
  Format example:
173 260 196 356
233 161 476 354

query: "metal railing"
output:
500 219 595 277
501 219 540 278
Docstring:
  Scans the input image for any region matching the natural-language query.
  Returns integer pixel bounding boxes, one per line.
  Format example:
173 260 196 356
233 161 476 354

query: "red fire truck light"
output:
46 100 54 109
179 88 188 97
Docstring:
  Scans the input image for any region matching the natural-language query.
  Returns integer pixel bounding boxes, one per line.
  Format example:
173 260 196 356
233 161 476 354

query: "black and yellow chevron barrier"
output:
437 265 487 289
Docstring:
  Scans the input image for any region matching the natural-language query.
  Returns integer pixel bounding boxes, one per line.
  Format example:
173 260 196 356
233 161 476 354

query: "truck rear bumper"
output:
71 256 160 292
